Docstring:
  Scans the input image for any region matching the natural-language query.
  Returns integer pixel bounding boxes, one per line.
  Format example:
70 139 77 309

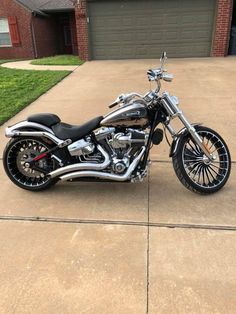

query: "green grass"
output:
31 55 84 66
0 63 70 125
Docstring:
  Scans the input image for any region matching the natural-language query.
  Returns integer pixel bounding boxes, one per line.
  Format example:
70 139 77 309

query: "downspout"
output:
30 12 38 58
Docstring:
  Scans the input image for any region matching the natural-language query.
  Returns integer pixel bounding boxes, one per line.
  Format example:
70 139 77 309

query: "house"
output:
0 0 78 59
0 0 234 60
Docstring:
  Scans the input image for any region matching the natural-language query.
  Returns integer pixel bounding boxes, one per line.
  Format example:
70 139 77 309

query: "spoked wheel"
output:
3 137 58 191
172 126 231 194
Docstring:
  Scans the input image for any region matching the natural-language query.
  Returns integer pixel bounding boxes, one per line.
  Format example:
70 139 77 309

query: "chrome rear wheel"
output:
3 138 57 191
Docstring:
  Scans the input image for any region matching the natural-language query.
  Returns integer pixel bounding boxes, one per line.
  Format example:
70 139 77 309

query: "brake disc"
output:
16 148 45 178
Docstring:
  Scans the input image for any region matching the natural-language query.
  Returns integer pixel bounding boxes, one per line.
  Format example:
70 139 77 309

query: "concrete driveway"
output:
0 58 236 313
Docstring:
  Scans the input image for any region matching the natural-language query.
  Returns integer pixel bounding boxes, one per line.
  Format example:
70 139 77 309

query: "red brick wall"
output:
0 0 34 59
212 0 233 56
75 0 89 60
32 15 59 58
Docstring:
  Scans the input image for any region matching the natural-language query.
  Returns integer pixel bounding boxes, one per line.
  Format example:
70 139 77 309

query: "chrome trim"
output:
7 130 63 145
161 92 181 118
5 121 54 136
162 73 174 82
5 121 64 145
49 145 110 178
59 146 145 182
94 127 115 141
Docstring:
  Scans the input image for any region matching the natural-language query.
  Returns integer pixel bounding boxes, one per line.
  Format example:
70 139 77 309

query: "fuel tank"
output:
101 101 148 128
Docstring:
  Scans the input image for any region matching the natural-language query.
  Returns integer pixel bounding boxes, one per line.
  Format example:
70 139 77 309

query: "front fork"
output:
162 92 216 161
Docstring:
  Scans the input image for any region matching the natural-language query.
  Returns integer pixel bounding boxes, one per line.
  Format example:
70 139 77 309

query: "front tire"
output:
172 126 231 194
3 137 58 191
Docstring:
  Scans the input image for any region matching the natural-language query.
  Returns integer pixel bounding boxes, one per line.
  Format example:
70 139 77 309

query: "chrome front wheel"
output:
172 126 231 194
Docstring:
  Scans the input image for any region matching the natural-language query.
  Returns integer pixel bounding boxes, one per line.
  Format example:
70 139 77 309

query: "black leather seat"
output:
28 113 60 127
52 116 103 141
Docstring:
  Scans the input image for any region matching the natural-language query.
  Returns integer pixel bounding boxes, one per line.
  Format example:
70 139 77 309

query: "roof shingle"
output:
16 0 74 15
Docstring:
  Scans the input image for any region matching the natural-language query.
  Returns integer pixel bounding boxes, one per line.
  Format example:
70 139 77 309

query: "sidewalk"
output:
1 59 79 71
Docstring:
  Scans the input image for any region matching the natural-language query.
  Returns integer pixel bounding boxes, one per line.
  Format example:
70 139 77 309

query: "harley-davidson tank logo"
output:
124 111 141 117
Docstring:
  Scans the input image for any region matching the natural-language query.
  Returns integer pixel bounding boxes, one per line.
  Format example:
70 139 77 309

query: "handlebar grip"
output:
109 101 119 108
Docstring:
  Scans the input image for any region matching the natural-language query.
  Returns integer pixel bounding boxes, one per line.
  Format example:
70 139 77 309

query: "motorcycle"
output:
3 52 231 194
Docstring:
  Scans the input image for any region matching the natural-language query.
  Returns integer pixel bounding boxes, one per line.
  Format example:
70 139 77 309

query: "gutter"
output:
30 13 38 59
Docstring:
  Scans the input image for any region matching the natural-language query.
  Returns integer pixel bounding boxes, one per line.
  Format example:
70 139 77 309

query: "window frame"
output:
0 17 12 48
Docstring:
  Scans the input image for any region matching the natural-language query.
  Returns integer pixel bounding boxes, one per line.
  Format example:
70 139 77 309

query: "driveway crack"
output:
0 215 236 231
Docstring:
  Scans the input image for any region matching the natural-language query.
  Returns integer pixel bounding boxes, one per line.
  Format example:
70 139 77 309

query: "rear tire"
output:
3 137 58 191
172 126 231 194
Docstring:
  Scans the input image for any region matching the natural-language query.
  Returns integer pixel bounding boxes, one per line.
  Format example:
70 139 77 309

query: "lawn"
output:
31 55 84 66
0 60 70 125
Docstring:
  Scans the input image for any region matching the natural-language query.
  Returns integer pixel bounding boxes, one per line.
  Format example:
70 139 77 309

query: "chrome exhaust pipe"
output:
59 147 145 182
49 145 111 179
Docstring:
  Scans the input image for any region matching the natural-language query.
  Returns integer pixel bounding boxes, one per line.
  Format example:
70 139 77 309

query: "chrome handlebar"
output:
109 52 173 108
147 52 173 82
147 69 173 82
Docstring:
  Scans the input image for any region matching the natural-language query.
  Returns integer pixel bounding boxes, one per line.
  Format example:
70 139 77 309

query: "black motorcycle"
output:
3 53 231 193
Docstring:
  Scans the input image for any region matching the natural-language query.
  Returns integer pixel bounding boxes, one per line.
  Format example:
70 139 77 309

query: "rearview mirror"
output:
160 52 167 70
161 51 166 60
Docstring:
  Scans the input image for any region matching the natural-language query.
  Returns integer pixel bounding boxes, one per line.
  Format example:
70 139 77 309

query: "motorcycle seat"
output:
52 116 104 141
27 113 61 127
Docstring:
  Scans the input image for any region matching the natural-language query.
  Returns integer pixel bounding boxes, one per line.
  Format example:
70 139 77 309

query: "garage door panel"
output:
88 0 215 59
180 0 215 10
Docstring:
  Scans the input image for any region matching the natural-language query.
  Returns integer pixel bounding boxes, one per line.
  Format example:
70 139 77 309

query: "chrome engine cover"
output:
109 130 147 149
68 138 95 157
95 127 148 174
112 157 130 174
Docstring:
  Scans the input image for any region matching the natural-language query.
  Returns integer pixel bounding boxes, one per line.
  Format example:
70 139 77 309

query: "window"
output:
0 18 11 47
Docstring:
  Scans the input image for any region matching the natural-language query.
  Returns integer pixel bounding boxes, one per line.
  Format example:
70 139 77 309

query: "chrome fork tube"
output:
161 92 215 160
178 113 215 160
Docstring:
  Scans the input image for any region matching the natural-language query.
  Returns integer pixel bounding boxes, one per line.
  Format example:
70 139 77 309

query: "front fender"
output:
169 123 202 157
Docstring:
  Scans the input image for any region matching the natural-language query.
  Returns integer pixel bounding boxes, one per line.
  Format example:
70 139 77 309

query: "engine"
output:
95 127 148 174
66 127 148 175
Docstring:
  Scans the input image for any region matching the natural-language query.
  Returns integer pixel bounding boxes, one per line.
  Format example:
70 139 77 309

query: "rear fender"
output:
5 121 63 145
169 123 202 157
5 121 54 136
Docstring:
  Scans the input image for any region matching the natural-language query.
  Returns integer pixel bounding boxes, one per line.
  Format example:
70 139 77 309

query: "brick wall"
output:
0 0 34 59
212 0 233 56
75 0 89 60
